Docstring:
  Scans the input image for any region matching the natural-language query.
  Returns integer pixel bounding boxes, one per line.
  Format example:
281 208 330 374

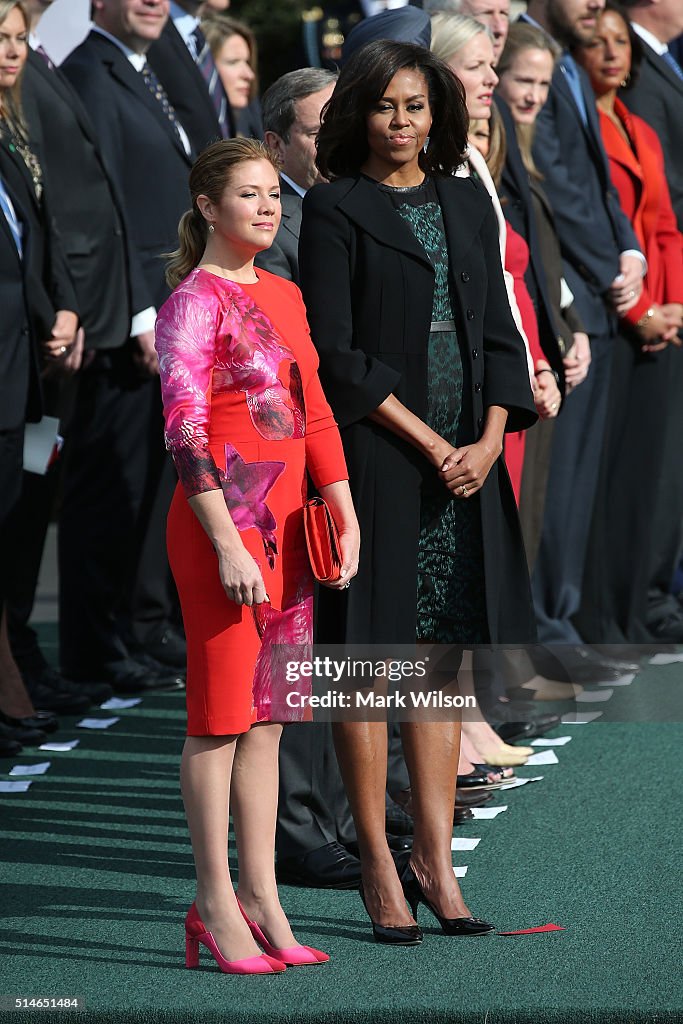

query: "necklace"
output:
1 117 43 201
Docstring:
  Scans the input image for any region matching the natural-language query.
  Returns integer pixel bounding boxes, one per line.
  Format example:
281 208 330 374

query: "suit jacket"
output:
599 99 683 318
496 95 565 391
62 31 193 313
147 19 231 154
299 174 537 644
21 48 130 350
622 39 683 231
523 17 641 335
0 144 76 428
254 179 302 283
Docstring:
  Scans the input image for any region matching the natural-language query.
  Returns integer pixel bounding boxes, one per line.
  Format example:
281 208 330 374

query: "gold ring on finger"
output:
461 484 468 497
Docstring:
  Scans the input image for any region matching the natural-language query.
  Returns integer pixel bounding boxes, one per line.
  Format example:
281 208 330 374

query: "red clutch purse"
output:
303 497 343 583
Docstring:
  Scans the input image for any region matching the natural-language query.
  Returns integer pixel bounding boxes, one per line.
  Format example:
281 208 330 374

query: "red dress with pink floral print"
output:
155 267 347 735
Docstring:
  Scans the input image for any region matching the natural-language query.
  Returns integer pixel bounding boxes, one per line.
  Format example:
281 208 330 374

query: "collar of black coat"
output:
334 173 489 270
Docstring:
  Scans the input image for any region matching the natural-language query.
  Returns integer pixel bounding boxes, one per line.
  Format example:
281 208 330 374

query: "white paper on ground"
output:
531 736 572 747
22 416 61 474
471 805 508 819
599 673 634 687
561 711 603 724
100 697 142 710
0 780 32 792
575 688 613 702
77 717 120 730
499 775 544 790
9 762 51 776
451 837 481 851
453 866 468 878
524 749 559 766
649 652 683 665
39 739 80 752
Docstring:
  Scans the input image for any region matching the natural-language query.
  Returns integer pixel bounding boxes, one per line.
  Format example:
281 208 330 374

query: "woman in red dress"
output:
573 3 683 641
155 138 359 973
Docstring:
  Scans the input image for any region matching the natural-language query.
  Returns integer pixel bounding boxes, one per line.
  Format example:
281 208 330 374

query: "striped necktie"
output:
140 60 189 153
662 48 683 81
190 26 231 139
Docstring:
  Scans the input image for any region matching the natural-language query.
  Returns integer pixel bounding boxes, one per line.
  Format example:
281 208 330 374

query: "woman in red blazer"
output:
573 1 683 642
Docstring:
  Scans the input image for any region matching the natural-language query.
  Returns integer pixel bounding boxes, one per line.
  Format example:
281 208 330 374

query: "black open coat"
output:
299 173 537 645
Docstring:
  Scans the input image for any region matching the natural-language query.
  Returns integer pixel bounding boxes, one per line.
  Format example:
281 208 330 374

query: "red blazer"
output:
599 97 683 323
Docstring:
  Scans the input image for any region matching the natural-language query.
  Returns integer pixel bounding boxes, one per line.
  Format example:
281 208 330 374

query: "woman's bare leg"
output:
180 734 260 961
232 722 298 949
332 719 414 927
0 605 35 718
401 719 472 918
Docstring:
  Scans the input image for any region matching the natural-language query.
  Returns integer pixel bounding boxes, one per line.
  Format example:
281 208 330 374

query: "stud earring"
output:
208 224 215 233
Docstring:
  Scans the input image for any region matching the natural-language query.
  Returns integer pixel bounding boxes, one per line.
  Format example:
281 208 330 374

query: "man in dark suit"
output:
253 68 364 889
521 0 646 664
59 0 193 693
147 0 234 152
620 0 683 643
5 1 137 708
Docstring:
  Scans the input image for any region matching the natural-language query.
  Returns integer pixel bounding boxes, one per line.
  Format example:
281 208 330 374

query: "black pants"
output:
58 345 175 673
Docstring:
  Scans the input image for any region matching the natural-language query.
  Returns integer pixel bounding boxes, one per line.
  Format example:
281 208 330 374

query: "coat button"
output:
472 348 478 359
467 309 475 320
474 382 482 393
477 416 483 428
461 271 470 283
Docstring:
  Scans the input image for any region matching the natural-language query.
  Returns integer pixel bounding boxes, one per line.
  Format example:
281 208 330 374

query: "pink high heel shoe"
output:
237 898 330 966
184 902 285 975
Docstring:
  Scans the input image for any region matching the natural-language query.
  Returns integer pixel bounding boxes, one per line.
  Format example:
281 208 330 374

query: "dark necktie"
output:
34 43 55 70
661 48 683 81
140 60 187 151
190 25 231 139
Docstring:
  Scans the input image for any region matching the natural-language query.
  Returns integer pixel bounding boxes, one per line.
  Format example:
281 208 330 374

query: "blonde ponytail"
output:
164 138 281 290
165 208 208 289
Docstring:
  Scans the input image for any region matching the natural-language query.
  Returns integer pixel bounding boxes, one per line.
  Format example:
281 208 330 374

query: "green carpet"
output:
2 655 683 1024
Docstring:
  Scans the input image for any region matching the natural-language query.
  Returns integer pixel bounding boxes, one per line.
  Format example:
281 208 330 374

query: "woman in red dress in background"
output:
155 139 359 973
573 3 683 641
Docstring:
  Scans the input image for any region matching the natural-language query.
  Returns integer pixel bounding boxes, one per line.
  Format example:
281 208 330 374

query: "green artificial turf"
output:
1 653 682 1024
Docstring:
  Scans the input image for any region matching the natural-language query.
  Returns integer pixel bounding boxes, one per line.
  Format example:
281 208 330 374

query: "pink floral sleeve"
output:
155 284 222 498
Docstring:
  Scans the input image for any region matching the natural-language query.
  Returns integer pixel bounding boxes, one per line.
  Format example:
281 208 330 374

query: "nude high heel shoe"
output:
184 902 285 975
237 898 330 966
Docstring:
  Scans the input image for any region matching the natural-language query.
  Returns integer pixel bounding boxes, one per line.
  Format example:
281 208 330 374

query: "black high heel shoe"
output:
398 856 495 936
358 883 423 946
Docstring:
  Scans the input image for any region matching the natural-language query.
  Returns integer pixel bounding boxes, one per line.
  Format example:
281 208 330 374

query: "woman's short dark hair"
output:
604 0 643 90
316 40 469 180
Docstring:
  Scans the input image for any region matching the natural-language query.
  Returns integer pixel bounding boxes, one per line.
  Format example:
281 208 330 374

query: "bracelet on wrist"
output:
636 307 655 329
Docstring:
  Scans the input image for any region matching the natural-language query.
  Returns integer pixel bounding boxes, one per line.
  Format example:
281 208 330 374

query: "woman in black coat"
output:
299 40 536 944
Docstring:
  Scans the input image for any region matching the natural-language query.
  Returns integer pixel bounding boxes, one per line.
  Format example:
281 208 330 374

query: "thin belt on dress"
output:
430 320 456 332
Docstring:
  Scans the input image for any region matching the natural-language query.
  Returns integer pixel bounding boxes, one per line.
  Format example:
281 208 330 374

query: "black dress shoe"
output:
648 613 683 644
67 658 184 695
385 795 414 837
345 833 414 860
453 806 474 825
0 708 58 734
455 790 493 808
0 718 47 747
135 625 186 671
496 714 560 744
398 856 494 936
530 646 632 684
359 883 423 946
24 665 111 711
24 674 91 715
277 841 362 889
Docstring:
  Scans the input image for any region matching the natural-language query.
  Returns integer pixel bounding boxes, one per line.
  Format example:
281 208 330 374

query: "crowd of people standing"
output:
1 0 682 971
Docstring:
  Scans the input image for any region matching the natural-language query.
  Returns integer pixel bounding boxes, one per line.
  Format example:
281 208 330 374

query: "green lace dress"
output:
377 178 488 643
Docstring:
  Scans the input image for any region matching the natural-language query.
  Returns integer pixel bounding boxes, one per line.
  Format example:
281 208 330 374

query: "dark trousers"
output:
0 425 25 602
276 721 355 860
532 330 613 643
58 345 175 673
